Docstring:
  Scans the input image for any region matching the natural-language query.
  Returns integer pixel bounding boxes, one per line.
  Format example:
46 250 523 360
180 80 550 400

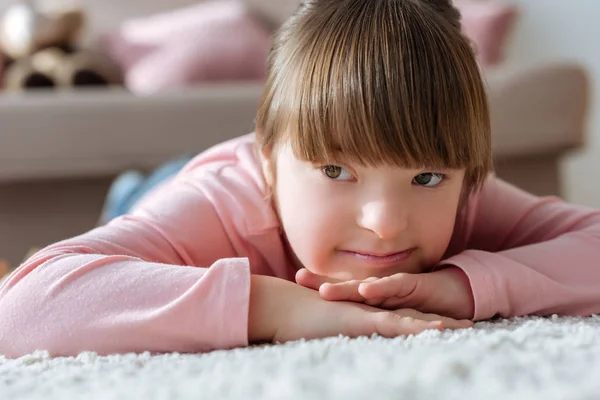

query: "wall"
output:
1 0 597 205
506 0 600 207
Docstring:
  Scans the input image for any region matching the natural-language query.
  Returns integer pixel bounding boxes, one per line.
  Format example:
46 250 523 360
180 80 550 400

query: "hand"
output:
295 266 475 320
249 275 472 345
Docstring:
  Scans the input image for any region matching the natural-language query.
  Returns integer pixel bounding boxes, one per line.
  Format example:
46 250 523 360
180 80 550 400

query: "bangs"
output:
257 0 492 187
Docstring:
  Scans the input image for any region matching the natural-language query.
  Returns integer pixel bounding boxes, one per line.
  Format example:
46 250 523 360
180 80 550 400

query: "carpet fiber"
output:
1 316 600 399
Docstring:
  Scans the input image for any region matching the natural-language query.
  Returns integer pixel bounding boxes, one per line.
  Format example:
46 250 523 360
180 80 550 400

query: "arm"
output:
444 177 600 320
0 173 254 358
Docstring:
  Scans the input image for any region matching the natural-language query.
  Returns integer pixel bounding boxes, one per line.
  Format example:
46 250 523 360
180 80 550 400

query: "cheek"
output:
410 195 459 264
275 176 344 272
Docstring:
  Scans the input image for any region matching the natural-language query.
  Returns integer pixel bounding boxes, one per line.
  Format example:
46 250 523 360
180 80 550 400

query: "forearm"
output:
447 245 600 320
248 274 299 344
0 252 251 358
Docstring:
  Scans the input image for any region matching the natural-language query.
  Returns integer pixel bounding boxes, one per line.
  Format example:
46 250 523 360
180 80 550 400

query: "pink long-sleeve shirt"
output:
1 133 600 358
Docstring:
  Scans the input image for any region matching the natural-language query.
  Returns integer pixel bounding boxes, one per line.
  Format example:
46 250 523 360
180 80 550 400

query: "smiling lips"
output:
340 248 415 266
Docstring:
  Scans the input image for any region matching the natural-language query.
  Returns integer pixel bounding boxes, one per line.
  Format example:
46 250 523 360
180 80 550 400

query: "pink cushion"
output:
99 0 271 94
454 0 518 66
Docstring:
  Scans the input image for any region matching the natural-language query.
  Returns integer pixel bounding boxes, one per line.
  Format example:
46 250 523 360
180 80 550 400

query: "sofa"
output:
0 0 590 266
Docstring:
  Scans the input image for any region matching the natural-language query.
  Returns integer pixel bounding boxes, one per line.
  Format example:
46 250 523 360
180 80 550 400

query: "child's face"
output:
265 141 465 281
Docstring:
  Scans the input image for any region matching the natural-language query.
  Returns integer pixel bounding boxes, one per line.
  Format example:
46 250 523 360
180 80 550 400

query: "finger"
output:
395 309 472 330
320 277 378 302
378 296 411 309
320 281 365 302
433 316 472 330
364 297 387 307
358 273 419 299
295 268 318 289
295 268 338 290
373 312 443 338
377 295 426 310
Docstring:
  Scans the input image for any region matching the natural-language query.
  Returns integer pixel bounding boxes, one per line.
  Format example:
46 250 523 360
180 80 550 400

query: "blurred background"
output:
0 0 597 267
506 0 600 208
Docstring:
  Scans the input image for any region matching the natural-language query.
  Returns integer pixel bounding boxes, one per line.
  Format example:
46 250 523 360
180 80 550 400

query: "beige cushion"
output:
244 0 299 27
485 63 588 158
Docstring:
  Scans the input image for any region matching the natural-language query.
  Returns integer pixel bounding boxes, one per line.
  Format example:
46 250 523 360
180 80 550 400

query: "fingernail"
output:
319 283 332 293
358 282 371 294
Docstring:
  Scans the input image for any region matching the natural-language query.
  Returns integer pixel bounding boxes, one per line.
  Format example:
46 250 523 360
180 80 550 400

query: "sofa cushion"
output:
454 0 518 66
100 0 271 94
243 0 299 27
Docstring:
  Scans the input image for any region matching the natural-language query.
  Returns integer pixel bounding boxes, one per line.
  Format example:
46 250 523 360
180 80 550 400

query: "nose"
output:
358 197 408 239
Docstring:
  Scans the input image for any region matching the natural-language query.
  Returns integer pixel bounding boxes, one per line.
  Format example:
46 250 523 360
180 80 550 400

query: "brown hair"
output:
255 0 492 193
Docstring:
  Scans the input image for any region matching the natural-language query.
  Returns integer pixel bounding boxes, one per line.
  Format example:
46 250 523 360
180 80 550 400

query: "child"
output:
2 0 600 359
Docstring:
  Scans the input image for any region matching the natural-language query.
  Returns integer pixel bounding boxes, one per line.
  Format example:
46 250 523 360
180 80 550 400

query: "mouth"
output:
340 248 415 266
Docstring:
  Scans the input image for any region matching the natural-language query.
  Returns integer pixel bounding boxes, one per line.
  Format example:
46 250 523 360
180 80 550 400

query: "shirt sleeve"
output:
442 177 600 320
0 173 252 358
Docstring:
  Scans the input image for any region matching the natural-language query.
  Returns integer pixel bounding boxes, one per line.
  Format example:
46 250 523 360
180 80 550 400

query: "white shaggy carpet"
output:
2 316 600 400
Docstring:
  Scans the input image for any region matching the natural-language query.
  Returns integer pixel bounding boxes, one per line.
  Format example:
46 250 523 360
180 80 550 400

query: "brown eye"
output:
322 165 353 181
323 165 342 179
412 173 445 187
